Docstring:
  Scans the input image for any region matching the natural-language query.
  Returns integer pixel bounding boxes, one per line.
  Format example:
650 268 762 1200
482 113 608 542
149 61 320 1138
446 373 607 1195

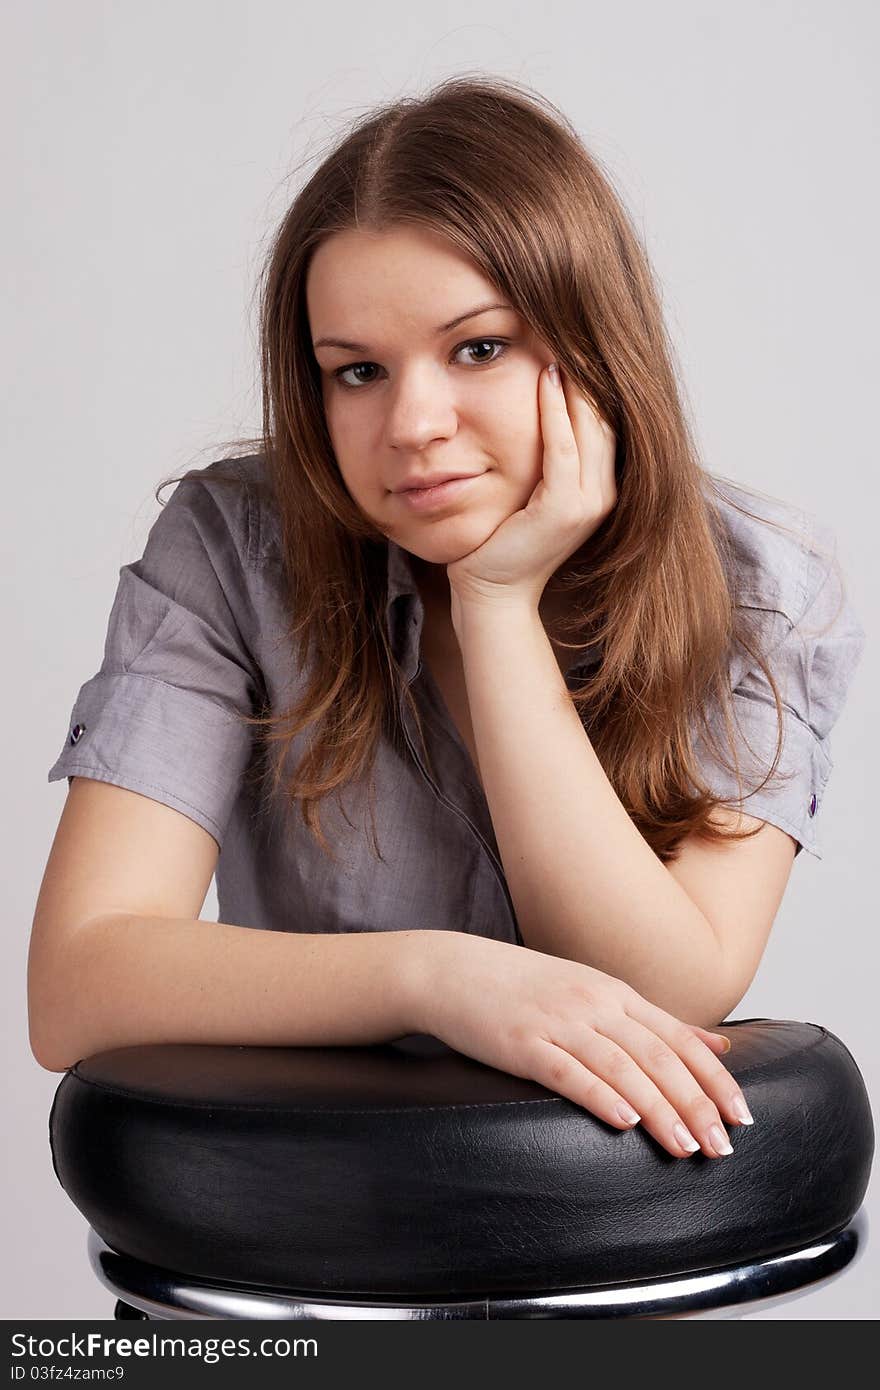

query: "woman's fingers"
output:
531 1039 646 1132
627 999 754 1131
532 1031 710 1159
691 1024 731 1054
589 1014 738 1158
531 1011 753 1160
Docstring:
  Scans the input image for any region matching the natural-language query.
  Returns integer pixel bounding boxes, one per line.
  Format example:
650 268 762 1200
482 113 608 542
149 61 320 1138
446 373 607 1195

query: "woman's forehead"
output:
306 227 503 323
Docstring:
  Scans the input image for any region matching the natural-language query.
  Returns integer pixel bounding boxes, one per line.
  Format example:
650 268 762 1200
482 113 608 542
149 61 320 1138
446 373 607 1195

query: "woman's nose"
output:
385 368 457 451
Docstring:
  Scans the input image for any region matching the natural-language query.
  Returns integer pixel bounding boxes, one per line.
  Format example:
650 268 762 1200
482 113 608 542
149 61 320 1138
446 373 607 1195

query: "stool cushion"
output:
49 1019 874 1299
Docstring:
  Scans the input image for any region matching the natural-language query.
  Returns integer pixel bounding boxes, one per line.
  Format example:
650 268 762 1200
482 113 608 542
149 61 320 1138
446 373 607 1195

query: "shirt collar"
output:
384 538 603 679
386 536 419 613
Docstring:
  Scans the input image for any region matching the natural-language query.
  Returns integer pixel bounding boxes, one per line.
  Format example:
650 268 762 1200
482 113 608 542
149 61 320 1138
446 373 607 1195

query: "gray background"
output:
5 0 877 1320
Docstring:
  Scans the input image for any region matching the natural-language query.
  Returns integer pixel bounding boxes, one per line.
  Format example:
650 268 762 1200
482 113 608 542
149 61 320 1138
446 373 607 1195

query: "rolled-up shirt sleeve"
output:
47 474 263 850
691 518 866 860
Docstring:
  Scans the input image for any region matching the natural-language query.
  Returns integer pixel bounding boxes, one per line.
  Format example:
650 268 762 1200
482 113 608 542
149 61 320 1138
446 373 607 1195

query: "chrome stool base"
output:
93 1210 867 1321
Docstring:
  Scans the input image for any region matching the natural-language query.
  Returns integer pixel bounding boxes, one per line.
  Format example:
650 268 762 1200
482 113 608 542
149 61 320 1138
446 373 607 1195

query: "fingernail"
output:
673 1122 700 1153
731 1095 754 1125
718 1035 732 1054
616 1102 641 1125
708 1123 734 1156
547 362 560 387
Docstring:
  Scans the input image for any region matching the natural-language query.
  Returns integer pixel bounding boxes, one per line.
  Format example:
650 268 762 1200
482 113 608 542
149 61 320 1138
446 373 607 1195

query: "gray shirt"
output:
47 453 866 945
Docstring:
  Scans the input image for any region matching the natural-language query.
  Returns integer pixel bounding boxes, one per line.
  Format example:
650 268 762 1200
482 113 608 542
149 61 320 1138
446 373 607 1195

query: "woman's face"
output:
306 225 555 582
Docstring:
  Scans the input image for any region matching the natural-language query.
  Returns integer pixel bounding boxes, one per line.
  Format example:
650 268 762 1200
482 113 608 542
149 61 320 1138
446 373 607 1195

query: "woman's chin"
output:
402 533 492 569
391 511 503 566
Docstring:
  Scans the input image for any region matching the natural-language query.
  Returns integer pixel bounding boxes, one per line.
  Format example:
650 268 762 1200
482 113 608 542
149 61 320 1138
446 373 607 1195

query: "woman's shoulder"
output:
703 472 835 626
159 451 276 573
703 473 865 724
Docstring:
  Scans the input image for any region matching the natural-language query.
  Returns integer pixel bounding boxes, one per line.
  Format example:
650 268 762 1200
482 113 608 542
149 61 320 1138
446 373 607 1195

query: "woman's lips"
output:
396 473 484 511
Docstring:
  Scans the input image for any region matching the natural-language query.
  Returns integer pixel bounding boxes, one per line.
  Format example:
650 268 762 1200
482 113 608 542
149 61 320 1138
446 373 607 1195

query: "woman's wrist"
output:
397 928 463 1038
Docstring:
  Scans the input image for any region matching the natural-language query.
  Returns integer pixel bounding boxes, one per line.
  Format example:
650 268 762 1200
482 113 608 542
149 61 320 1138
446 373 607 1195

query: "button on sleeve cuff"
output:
47 671 255 849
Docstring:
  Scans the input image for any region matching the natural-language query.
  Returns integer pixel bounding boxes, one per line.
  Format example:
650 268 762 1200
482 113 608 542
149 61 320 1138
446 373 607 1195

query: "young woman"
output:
29 76 865 1167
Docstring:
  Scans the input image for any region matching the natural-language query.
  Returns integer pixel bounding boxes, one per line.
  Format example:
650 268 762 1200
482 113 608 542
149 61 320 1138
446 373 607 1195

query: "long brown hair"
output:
158 73 844 865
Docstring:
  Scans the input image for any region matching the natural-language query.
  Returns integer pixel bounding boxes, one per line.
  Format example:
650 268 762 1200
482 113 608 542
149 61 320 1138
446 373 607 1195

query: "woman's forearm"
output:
452 597 728 1022
29 913 435 1073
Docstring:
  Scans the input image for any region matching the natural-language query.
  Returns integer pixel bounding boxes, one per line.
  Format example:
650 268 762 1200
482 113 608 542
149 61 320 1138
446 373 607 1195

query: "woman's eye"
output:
456 338 508 366
332 338 510 390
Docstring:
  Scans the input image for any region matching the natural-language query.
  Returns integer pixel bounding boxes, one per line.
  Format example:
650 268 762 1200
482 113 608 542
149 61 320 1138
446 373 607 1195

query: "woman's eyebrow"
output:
312 302 515 353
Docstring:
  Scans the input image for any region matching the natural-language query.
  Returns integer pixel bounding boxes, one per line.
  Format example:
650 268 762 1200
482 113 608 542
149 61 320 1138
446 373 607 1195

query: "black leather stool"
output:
48 1019 873 1319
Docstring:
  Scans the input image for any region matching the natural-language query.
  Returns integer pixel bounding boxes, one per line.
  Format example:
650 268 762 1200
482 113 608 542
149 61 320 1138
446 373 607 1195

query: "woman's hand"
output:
418 933 751 1160
445 363 618 611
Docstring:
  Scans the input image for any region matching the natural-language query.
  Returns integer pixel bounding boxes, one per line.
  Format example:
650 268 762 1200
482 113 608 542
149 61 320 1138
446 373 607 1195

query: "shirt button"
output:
808 793 818 817
69 723 86 746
